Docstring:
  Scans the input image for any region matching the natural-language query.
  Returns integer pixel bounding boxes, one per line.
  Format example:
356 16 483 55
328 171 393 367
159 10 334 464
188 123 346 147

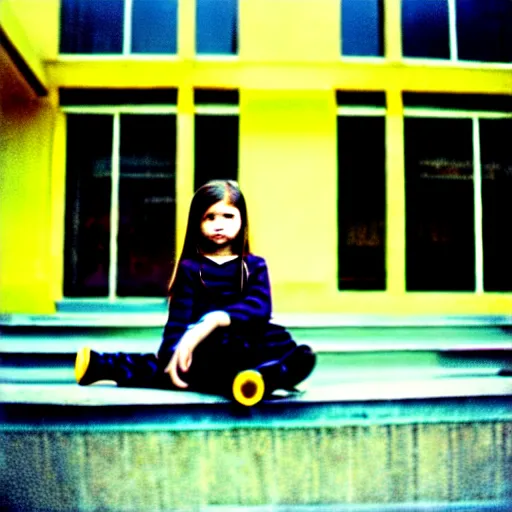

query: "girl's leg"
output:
251 323 316 390
256 344 316 391
75 348 171 389
181 331 252 395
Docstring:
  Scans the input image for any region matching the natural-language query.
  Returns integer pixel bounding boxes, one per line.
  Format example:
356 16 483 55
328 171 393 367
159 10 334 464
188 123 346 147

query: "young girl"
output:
75 180 316 405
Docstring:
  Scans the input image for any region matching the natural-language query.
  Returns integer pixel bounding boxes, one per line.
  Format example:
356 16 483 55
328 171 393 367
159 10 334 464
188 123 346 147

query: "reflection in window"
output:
405 118 475 291
456 0 512 62
194 115 239 190
338 117 386 290
341 0 384 56
402 0 450 59
60 0 123 54
481 119 512 291
196 0 238 54
118 115 176 296
64 115 113 296
131 0 178 54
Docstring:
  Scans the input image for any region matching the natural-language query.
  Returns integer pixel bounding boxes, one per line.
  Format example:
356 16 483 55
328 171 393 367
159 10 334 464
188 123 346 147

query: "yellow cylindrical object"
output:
232 370 265 407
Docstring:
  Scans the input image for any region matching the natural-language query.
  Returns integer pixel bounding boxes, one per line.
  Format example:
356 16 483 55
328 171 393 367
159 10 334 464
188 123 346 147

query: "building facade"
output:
1 0 511 316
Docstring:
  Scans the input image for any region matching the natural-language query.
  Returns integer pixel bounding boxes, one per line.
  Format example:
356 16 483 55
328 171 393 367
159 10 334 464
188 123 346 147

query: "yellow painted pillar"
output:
0 98 56 313
386 89 406 295
49 88 66 302
239 90 338 312
238 0 340 312
176 87 195 259
174 0 197 259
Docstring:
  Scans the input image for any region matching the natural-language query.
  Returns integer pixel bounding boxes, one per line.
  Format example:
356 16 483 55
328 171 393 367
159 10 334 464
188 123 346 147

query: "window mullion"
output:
109 113 121 300
472 116 484 293
448 0 458 61
123 0 133 55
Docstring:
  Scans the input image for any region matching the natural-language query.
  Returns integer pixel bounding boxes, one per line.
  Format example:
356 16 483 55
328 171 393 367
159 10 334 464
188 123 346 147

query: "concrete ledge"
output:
2 378 512 431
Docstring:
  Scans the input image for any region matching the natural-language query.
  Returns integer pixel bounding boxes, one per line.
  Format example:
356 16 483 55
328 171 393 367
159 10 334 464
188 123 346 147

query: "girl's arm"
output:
157 261 196 364
223 257 272 331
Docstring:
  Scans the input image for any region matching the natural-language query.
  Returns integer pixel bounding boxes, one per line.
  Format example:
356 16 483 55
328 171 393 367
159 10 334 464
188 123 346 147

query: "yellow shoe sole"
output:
75 347 91 384
232 369 265 407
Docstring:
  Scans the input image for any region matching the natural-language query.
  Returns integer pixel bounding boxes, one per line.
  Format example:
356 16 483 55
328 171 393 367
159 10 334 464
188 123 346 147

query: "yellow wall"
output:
239 90 338 310
0 97 57 313
1 0 512 315
0 0 60 61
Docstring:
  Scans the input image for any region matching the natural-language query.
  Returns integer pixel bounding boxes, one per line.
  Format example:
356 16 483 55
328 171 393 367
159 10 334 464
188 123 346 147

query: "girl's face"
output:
200 200 242 252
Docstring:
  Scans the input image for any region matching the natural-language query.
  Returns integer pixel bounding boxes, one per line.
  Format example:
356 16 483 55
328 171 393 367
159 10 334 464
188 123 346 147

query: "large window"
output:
405 117 475 291
64 102 177 298
402 0 512 62
480 118 512 291
341 0 384 57
60 0 178 54
194 89 239 189
404 97 512 292
196 0 238 55
337 93 386 290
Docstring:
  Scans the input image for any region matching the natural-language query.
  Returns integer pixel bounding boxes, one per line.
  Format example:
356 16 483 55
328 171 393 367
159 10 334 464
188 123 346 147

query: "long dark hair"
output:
168 180 250 296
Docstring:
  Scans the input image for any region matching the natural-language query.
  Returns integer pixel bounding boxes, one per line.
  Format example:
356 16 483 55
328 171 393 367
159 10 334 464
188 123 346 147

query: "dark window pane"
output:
456 0 512 62
64 115 113 297
336 91 386 107
194 115 238 190
405 118 475 291
60 0 123 54
118 115 177 297
196 0 238 54
402 0 450 59
194 88 239 105
481 119 512 291
60 88 178 106
131 0 178 54
403 93 512 112
338 117 386 290
341 0 384 57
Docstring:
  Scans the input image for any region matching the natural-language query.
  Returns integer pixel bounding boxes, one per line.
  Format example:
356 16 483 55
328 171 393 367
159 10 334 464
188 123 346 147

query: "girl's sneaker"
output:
75 347 116 386
232 345 316 406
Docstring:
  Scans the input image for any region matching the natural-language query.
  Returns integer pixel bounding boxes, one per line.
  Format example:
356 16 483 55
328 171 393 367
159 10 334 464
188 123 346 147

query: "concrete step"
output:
2 323 512 353
2 374 512 407
2 319 511 388
2 314 511 511
1 352 510 384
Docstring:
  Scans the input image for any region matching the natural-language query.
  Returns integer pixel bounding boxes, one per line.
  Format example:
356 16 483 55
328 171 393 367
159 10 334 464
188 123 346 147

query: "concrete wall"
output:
3 422 511 510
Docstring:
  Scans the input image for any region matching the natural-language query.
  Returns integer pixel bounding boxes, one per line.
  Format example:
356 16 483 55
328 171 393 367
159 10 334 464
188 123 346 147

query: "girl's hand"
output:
164 333 197 388
163 311 230 388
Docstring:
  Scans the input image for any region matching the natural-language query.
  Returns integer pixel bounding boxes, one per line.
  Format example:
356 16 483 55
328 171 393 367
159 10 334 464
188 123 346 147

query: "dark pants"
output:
106 327 302 396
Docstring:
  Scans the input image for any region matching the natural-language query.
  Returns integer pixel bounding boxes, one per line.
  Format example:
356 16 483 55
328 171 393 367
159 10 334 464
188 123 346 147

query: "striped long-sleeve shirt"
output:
157 254 273 364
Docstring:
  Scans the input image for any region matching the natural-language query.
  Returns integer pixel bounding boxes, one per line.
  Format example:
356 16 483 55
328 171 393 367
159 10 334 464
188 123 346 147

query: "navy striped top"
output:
158 254 272 363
